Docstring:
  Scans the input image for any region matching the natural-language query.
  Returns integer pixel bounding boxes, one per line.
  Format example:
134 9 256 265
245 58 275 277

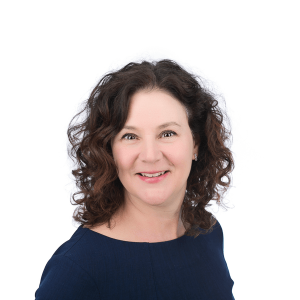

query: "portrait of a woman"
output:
35 59 235 299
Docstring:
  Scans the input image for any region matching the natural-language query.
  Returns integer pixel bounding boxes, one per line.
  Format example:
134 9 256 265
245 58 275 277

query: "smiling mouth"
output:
137 171 169 177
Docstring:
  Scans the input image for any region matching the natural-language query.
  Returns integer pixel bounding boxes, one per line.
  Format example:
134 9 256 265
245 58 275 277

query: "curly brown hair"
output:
67 59 234 238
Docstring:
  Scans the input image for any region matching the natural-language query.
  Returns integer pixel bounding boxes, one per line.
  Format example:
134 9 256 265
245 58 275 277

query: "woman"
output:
35 59 235 299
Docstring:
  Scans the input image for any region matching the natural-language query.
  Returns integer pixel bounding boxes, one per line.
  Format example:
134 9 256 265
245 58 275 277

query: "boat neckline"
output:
79 224 190 244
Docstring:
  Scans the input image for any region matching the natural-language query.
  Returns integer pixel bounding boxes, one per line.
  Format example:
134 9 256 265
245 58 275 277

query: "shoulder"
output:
52 226 110 269
35 226 105 300
208 219 226 253
51 225 88 256
35 254 100 300
194 218 223 235
52 225 108 265
194 218 225 250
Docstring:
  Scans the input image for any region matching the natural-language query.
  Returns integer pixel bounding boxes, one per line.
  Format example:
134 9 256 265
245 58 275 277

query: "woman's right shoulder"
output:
53 225 109 261
35 226 107 299
35 254 100 299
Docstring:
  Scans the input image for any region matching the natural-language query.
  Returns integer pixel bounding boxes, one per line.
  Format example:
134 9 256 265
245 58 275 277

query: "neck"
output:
114 196 186 243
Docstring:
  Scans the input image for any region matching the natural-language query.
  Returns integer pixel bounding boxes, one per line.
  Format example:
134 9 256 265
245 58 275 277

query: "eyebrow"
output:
123 122 181 130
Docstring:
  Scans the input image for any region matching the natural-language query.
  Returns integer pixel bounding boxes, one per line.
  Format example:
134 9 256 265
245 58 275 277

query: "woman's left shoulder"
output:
207 218 226 251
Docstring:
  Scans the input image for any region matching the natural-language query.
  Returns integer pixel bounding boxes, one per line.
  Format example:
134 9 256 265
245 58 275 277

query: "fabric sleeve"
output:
35 255 100 300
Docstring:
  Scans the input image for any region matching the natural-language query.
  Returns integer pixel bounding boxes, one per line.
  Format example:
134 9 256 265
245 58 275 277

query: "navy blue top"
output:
35 220 234 300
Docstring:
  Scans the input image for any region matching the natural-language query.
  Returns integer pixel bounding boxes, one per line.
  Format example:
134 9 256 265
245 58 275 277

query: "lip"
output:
137 171 169 184
136 170 168 174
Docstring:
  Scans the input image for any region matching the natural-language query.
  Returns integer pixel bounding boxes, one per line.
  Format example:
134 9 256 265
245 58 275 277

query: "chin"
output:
138 192 171 206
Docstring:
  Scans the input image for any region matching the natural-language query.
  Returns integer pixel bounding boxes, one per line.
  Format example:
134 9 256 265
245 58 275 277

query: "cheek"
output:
170 153 191 175
169 141 192 165
113 147 134 173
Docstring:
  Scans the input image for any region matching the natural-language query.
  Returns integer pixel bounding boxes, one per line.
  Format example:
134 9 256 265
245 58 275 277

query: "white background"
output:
1 1 299 299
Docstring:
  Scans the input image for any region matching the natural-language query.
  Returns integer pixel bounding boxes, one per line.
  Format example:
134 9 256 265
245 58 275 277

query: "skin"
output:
89 89 198 243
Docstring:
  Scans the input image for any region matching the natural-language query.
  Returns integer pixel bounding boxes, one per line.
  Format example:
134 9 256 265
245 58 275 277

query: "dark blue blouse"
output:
35 220 235 299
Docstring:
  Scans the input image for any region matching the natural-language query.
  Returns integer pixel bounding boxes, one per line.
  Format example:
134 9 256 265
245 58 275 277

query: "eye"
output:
121 130 177 140
122 133 136 140
161 130 177 138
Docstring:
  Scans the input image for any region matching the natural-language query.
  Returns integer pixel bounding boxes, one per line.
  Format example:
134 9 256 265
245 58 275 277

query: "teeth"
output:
140 171 167 177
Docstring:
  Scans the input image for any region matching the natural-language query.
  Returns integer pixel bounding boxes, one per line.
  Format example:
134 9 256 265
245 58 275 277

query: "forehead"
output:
126 89 188 124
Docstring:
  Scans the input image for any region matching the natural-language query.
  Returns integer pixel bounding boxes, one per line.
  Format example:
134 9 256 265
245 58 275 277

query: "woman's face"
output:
112 89 198 209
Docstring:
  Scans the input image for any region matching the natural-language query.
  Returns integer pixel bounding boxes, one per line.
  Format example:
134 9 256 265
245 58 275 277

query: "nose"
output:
139 137 163 163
